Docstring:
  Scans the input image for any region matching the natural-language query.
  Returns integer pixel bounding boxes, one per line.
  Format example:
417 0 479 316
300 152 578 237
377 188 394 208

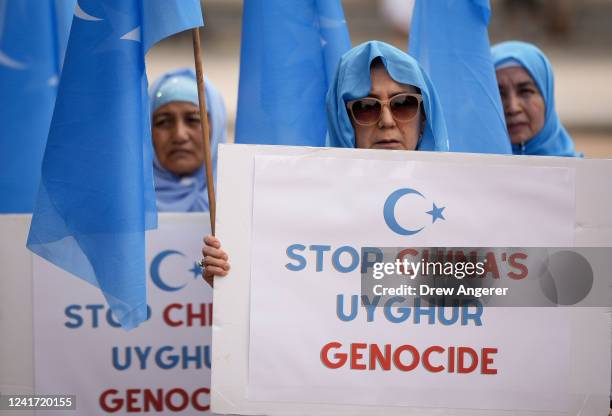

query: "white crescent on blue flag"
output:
27 0 203 329
408 0 512 154
0 0 76 213
235 0 351 146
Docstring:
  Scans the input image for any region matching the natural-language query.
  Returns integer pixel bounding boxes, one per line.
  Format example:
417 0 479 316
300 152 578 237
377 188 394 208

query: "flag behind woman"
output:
27 0 203 329
409 0 512 154
235 0 351 146
0 0 76 213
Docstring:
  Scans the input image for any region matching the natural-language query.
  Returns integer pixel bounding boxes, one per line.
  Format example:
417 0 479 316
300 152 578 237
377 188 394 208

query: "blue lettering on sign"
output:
112 345 212 371
64 304 152 329
335 295 483 326
285 244 306 271
309 245 331 272
285 244 381 274
331 246 359 273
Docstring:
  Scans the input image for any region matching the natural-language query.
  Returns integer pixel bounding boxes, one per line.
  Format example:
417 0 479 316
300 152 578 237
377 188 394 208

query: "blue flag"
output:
235 0 350 146
0 0 75 213
27 0 203 329
408 0 511 154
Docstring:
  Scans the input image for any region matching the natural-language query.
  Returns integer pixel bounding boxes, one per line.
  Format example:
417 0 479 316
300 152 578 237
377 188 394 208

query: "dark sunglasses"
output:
347 93 423 126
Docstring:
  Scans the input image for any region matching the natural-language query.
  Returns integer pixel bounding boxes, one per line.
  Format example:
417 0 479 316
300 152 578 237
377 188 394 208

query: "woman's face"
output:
152 101 205 176
496 66 546 145
350 65 423 151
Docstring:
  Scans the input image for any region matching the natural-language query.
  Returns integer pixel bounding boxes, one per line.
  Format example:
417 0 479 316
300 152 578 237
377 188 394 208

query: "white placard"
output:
212 144 612 416
33 214 213 415
247 156 574 410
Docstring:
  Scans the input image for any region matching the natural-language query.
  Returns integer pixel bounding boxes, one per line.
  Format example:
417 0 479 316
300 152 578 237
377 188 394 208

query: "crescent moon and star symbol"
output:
74 1 102 21
150 250 202 292
0 49 26 70
383 188 446 236
75 1 140 43
120 26 141 42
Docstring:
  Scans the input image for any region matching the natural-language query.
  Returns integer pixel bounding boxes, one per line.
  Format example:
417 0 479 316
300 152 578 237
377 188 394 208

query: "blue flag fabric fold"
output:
0 0 75 213
408 0 511 154
27 0 202 329
235 0 351 146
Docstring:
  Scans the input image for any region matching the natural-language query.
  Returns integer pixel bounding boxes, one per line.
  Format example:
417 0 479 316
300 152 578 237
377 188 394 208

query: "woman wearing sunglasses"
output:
491 41 579 157
327 40 449 152
201 41 450 284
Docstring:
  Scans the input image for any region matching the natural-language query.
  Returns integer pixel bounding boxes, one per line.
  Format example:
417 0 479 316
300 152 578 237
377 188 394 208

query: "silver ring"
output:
198 259 206 269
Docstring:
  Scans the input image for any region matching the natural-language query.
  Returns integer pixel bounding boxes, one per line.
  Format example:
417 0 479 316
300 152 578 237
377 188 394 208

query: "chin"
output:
168 163 201 177
509 133 533 145
166 155 201 174
508 126 535 144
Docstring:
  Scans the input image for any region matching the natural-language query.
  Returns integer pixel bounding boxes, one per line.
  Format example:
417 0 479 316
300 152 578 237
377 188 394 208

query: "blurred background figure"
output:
379 0 414 36
150 68 227 212
492 41 579 156
498 0 574 37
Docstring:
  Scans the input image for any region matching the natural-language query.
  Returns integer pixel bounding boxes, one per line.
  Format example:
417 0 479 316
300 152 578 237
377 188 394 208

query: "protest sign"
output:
33 214 212 415
212 144 611 416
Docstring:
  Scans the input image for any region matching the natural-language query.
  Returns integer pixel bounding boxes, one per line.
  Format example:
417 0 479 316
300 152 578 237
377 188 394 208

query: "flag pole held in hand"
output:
192 27 216 235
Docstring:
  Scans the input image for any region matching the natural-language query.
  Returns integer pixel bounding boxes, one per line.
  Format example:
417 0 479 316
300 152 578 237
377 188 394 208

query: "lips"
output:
373 139 403 149
169 149 194 158
507 122 529 134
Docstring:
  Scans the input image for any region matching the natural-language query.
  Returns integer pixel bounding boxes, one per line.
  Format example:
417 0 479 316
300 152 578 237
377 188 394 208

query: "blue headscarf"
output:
491 41 579 157
326 41 449 151
149 68 227 212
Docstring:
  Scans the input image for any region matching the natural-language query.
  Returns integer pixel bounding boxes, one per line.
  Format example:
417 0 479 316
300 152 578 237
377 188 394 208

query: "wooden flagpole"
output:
192 27 216 235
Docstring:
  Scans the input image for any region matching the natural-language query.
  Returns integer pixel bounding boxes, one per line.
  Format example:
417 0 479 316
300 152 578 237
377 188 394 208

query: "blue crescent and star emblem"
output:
150 250 202 292
383 188 446 236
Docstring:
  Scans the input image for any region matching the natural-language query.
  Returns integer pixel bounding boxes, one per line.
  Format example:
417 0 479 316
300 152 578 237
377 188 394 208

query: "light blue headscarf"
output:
491 41 579 157
326 41 449 151
149 68 227 212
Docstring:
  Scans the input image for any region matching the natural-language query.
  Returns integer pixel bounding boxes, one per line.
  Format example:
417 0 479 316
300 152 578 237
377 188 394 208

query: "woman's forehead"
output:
496 66 536 87
153 101 199 116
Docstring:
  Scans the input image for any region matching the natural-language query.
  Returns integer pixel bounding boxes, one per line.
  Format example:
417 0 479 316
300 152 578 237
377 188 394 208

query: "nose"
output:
377 102 396 128
503 91 522 117
171 119 191 143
